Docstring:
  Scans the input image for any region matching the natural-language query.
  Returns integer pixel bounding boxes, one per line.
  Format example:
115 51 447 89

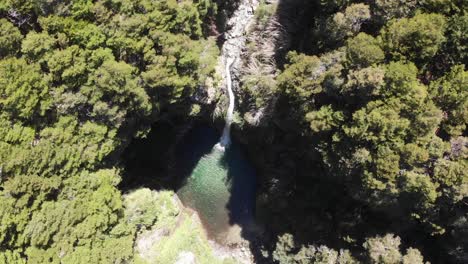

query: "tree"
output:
21 31 56 60
0 250 26 264
400 170 439 208
278 52 324 99
402 248 425 264
420 0 467 15
81 59 151 126
380 13 447 64
364 234 402 264
0 116 118 178
372 0 417 23
142 31 218 106
147 0 203 38
344 100 409 146
443 14 467 65
346 33 385 68
327 4 371 43
433 159 466 188
429 65 468 137
123 188 179 231
342 66 385 99
0 18 22 58
401 143 429 167
0 1 221 263
22 169 135 263
46 45 88 87
383 61 428 113
272 233 357 264
0 58 51 120
306 105 344 133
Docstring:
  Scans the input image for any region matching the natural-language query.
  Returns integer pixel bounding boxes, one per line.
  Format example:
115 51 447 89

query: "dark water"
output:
175 125 256 242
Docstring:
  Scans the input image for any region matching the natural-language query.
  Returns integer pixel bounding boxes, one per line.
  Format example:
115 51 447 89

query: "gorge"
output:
0 0 465 263
178 0 259 245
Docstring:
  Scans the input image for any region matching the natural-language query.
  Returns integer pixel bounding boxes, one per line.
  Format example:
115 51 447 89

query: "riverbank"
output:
132 191 254 264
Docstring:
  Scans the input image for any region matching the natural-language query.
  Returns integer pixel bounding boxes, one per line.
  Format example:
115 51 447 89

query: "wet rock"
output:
214 0 260 118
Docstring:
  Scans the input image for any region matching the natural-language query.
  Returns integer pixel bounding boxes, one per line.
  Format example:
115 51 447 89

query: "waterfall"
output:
215 0 259 151
217 58 235 149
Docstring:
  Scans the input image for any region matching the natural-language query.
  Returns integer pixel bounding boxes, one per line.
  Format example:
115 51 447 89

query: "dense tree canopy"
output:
240 0 467 263
0 0 220 263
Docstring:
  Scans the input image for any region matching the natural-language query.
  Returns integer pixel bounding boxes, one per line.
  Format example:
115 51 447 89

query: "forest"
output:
0 0 466 263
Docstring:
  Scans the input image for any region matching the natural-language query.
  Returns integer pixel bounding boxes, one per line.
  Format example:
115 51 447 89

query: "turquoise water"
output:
176 125 256 241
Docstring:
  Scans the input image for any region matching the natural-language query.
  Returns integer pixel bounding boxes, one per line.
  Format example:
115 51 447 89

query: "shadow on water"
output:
222 144 257 229
120 120 219 193
220 141 258 243
174 124 258 246
171 123 220 190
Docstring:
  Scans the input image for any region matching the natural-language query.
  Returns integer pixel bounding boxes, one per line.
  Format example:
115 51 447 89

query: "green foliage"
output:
0 2 220 262
344 101 409 146
429 65 468 136
306 105 344 133
433 159 467 187
346 33 385 68
147 0 204 38
364 234 402 264
0 58 51 120
123 189 179 231
21 31 56 60
21 169 134 263
400 171 439 206
401 143 429 167
272 234 357 264
39 15 106 49
327 3 371 43
255 0 276 25
243 1 467 263
373 0 417 22
146 211 228 264
82 59 151 125
47 45 88 86
383 61 427 110
0 116 118 178
420 0 467 14
142 31 218 105
0 18 22 58
444 14 467 64
402 248 425 264
381 13 447 64
0 0 466 263
364 234 427 264
278 52 324 99
342 66 385 98
0 250 26 264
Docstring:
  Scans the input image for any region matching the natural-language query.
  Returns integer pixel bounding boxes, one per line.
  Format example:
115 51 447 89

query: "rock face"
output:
214 0 260 118
220 0 259 90
240 0 289 126
214 0 288 127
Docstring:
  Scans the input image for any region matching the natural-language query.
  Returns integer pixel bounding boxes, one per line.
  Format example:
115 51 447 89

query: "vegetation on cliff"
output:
0 0 220 263
242 1 466 263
